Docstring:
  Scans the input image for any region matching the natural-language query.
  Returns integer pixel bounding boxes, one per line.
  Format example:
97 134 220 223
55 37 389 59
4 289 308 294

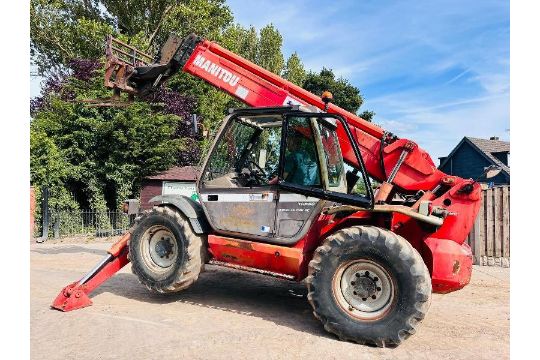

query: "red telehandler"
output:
52 34 491 347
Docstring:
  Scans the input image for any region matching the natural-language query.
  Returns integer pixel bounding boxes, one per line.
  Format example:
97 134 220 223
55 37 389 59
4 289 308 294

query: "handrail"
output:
324 204 444 226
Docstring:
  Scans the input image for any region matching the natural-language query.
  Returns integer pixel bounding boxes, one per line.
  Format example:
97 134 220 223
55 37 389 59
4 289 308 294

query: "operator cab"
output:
198 106 373 245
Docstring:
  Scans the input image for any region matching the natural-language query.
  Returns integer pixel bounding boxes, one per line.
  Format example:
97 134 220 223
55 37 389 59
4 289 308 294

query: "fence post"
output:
485 188 494 257
502 186 510 258
472 210 481 264
494 187 502 258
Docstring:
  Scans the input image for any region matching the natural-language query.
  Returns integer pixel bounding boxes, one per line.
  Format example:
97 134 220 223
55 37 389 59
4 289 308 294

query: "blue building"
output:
438 136 510 185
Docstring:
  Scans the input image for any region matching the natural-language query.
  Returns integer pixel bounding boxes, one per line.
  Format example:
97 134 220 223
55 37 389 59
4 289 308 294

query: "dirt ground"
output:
30 239 509 360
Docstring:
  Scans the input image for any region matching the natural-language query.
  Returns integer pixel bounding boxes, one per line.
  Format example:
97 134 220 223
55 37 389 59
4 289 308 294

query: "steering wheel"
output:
233 161 266 187
234 168 262 187
248 160 267 178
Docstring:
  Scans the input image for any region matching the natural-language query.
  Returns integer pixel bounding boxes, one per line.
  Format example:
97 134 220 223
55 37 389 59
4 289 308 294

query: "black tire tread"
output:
306 226 431 347
130 206 204 294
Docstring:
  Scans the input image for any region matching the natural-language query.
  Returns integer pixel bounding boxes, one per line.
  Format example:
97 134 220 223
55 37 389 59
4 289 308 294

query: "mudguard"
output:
423 237 473 293
149 195 210 234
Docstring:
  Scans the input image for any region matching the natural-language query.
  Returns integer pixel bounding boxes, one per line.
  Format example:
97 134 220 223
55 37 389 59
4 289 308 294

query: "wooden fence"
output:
466 185 510 266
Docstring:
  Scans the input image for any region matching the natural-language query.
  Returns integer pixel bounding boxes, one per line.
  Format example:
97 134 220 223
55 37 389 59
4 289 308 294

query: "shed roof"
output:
145 166 200 181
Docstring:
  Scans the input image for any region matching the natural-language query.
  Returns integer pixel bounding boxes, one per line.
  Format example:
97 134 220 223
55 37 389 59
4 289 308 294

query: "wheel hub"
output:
155 238 174 258
332 259 395 320
352 274 378 299
143 227 178 269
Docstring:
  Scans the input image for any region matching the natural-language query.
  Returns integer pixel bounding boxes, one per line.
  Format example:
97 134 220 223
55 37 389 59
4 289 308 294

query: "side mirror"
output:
473 165 502 183
484 165 502 179
123 199 140 215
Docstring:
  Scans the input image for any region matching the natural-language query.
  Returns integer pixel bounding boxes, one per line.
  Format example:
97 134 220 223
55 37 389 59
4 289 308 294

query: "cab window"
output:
317 121 344 188
201 117 282 188
283 117 321 187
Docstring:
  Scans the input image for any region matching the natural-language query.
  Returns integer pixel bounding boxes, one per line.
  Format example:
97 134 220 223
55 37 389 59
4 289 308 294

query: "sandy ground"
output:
31 240 509 360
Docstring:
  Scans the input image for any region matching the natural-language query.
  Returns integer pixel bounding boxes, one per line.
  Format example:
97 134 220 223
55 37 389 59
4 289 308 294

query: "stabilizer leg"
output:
51 233 131 312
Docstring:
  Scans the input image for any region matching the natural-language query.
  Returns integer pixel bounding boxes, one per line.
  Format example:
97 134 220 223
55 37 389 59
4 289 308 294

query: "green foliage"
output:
30 0 233 73
30 0 114 74
156 0 233 45
100 0 178 37
30 0 233 211
222 23 284 75
283 52 306 86
30 129 79 212
303 68 363 113
257 24 284 74
359 110 375 122
222 25 259 62
30 131 67 188
31 65 187 210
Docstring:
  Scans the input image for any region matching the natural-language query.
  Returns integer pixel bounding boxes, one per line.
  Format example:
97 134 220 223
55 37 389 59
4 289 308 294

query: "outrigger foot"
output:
51 232 131 312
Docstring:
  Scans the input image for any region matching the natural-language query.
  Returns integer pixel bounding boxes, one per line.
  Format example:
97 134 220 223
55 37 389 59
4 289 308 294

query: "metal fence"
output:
35 209 134 239
466 185 510 266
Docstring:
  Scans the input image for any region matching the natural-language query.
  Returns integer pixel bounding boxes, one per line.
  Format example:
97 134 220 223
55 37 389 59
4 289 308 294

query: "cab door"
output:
198 115 282 240
274 115 325 240
275 113 373 241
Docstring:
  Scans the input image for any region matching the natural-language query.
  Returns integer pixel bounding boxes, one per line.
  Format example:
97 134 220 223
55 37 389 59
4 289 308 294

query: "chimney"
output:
489 136 499 140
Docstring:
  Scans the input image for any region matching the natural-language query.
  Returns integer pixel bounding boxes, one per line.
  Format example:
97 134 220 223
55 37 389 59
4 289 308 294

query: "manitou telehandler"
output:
52 34 494 347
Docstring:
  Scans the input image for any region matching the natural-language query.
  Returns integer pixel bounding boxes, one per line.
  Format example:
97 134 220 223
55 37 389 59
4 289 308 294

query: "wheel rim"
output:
332 259 395 321
140 225 179 271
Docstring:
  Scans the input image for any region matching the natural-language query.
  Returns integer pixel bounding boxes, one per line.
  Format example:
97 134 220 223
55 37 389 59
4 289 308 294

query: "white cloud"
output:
470 73 510 95
369 93 509 159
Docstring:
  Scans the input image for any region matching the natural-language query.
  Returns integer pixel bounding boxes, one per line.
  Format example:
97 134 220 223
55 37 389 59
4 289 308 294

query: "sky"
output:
226 0 510 160
30 0 509 161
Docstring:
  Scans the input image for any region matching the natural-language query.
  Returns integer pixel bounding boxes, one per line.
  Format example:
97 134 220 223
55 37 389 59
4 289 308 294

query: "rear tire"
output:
129 206 205 293
306 226 431 347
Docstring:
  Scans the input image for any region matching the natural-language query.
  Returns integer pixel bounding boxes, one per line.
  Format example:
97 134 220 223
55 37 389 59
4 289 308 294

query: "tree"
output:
30 0 234 211
358 110 375 122
31 0 293 135
30 0 114 74
221 24 258 62
282 52 306 86
257 24 284 75
30 0 233 74
30 59 197 211
302 68 363 113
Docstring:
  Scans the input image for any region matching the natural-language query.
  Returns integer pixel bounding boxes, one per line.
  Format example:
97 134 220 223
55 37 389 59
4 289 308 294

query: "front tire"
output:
129 206 205 293
306 226 431 347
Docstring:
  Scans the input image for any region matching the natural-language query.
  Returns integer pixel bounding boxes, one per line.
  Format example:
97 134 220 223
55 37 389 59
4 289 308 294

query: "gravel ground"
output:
30 240 509 360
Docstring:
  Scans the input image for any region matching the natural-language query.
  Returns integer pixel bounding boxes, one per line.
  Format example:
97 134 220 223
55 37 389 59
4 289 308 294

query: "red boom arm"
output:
182 39 448 193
